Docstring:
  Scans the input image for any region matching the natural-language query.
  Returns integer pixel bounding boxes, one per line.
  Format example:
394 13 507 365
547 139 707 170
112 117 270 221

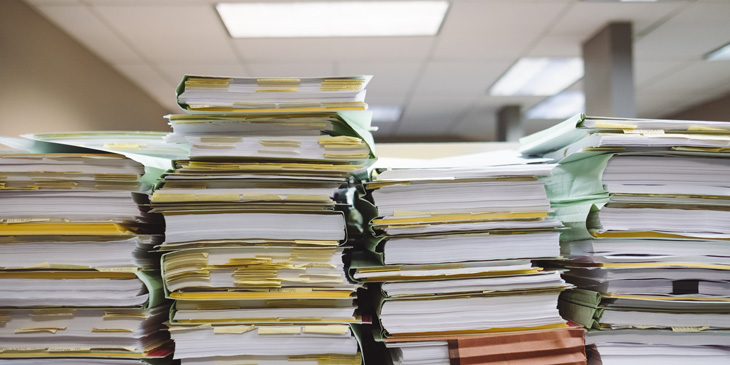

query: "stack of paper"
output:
387 326 586 365
153 75 375 364
176 75 370 114
351 155 584 364
165 113 372 163
520 114 730 363
0 153 172 362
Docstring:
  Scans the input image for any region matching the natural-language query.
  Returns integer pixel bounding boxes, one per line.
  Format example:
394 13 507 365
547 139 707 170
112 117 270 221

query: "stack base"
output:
386 326 586 365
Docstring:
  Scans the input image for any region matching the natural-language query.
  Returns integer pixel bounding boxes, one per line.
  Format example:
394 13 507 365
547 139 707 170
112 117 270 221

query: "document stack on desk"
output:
23 131 189 185
520 114 730 364
176 75 369 114
153 75 375 364
0 152 172 363
351 155 585 364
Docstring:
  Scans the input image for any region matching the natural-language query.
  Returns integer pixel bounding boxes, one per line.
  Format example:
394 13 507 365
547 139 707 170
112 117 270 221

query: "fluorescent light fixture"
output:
216 1 449 38
706 42 730 61
526 91 585 120
489 58 584 96
370 106 403 123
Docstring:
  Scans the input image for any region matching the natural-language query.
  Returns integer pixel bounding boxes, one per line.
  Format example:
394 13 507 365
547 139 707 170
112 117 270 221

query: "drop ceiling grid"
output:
91 5 239 64
336 62 423 97
91 3 246 111
631 1 730 117
22 0 730 139
246 63 336 78
29 1 183 113
634 1 730 62
157 64 251 86
397 1 573 139
387 0 574 138
32 4 143 64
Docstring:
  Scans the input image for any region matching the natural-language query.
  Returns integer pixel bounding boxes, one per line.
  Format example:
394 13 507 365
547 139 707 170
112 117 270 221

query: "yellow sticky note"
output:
687 125 728 132
593 121 637 129
257 326 301 335
30 309 76 318
92 328 133 333
103 143 145 150
302 325 350 335
213 325 256 334
15 327 65 334
672 326 709 332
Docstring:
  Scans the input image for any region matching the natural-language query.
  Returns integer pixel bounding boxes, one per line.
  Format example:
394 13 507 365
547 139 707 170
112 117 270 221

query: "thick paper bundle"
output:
387 326 586 365
154 75 376 364
520 114 730 362
352 152 583 364
176 75 371 114
0 152 172 363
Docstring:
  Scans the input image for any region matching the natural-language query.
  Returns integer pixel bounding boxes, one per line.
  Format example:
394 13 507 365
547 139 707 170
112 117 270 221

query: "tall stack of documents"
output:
153 75 375 364
0 152 172 363
520 114 730 364
351 154 585 364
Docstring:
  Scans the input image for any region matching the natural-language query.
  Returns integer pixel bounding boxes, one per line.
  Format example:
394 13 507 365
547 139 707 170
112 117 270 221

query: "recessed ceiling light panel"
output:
582 0 659 2
489 58 584 96
216 1 450 38
706 42 730 61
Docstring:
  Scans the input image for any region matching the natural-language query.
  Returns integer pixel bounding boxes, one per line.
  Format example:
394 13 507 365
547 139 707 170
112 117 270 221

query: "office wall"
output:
666 91 730 122
0 0 169 137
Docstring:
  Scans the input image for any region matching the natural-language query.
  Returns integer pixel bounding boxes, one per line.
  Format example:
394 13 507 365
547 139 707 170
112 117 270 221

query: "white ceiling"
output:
24 0 730 142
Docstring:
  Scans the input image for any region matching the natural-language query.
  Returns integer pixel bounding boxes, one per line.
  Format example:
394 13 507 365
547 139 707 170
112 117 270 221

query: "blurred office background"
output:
1 0 729 142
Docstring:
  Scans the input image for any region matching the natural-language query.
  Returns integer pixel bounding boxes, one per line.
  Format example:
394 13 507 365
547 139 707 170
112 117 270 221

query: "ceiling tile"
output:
476 95 548 112
644 83 730 120
411 61 512 98
432 1 569 61
639 61 730 94
232 37 434 62
363 93 410 109
636 90 688 118
32 4 142 64
83 0 284 3
527 35 582 57
158 64 249 85
634 61 687 88
448 0 571 2
700 81 730 102
548 2 686 38
19 0 730 142
246 63 335 77
635 2 730 61
337 62 423 96
395 96 475 136
92 5 239 64
112 63 178 113
81 0 212 4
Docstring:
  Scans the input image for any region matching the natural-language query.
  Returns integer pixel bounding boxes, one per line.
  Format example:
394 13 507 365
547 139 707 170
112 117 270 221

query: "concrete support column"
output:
582 22 636 118
496 105 522 142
